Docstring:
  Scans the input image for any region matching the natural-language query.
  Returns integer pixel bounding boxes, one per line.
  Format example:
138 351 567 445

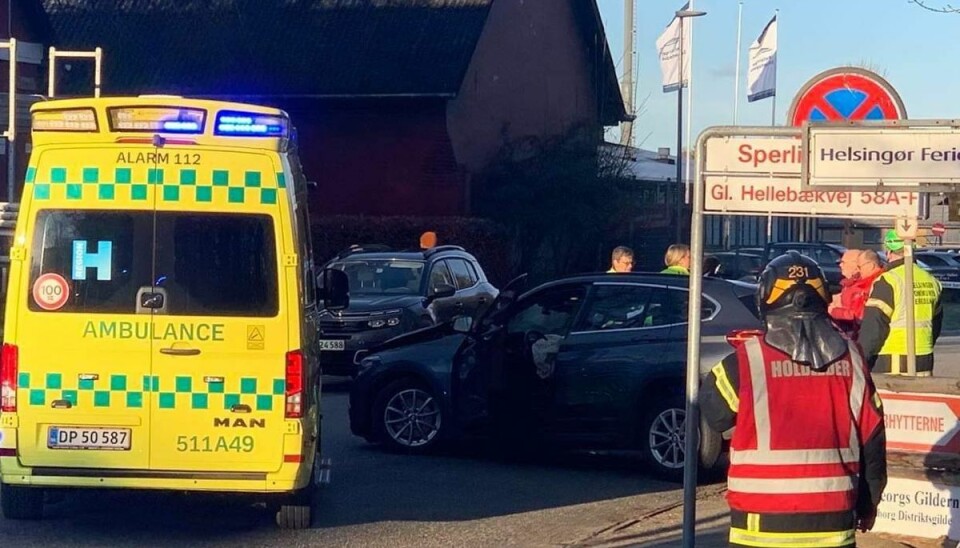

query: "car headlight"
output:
367 310 403 329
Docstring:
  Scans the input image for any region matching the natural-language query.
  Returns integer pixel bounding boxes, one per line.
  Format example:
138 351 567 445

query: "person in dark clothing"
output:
701 251 887 548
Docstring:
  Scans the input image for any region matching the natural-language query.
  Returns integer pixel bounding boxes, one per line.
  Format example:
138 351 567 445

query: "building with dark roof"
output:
6 0 626 216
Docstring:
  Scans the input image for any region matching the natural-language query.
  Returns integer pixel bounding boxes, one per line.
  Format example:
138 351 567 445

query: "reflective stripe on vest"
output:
727 476 855 494
729 339 865 467
727 338 866 513
729 527 855 548
878 265 940 356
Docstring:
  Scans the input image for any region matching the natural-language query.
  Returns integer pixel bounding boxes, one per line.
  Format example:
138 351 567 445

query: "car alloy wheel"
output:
647 407 686 470
383 387 442 448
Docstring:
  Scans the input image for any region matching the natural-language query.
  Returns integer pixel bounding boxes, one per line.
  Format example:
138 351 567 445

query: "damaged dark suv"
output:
317 245 498 376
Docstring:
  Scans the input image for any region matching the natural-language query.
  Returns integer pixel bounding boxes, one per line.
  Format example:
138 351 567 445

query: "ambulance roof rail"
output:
48 46 103 99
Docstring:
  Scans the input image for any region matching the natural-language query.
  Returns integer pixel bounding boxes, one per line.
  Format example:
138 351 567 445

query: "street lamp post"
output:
675 10 706 548
674 9 706 242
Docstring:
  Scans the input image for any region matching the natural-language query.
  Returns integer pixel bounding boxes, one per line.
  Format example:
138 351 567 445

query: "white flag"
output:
656 3 691 93
747 15 777 102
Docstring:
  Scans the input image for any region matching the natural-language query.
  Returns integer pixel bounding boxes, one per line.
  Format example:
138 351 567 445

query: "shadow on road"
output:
0 390 716 545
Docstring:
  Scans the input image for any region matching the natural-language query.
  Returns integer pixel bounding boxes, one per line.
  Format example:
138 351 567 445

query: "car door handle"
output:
478 297 487 304
51 399 73 409
231 404 252 414
160 347 201 356
455 302 464 308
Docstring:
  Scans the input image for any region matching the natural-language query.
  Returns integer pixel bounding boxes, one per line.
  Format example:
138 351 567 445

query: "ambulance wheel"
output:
274 452 319 530
1 483 44 520
275 481 315 530
276 503 311 530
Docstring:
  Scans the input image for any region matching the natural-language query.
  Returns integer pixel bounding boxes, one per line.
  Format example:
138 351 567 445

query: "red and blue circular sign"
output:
788 67 907 127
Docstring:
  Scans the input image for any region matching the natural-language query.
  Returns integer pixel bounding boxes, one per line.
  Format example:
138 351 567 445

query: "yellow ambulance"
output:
0 96 347 528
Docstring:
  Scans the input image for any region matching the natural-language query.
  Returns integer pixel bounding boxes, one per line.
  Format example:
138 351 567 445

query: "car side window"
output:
644 288 688 327
921 255 946 266
818 248 841 265
428 261 455 291
447 259 477 289
645 288 718 326
576 284 652 331
464 260 481 282
506 285 586 337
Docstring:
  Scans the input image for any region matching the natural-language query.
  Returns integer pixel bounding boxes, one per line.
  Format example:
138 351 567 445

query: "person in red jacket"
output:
701 251 887 548
829 250 862 330
830 250 885 336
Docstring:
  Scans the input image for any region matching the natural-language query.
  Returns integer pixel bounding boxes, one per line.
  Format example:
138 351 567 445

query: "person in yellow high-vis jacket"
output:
861 230 943 375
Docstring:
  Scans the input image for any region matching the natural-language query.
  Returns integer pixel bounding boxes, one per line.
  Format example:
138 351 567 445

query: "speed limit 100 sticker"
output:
32 273 70 311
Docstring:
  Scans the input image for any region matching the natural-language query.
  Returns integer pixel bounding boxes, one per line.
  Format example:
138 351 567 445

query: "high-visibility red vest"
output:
727 337 882 514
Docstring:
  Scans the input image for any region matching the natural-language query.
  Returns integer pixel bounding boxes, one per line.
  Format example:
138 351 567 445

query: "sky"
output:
596 0 960 152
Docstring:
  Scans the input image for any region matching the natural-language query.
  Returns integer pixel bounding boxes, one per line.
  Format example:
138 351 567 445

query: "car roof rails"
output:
423 245 466 258
334 244 392 259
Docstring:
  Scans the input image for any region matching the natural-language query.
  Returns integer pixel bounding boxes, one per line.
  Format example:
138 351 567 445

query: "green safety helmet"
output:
884 229 905 252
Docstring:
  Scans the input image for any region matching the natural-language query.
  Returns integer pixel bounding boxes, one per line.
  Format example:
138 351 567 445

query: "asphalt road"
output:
0 377 705 548
2 337 959 547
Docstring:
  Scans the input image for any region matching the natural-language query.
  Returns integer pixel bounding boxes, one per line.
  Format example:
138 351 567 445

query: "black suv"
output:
348 273 762 479
318 245 498 376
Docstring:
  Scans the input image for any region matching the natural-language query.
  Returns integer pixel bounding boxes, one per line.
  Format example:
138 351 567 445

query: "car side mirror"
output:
321 268 349 311
452 316 473 333
429 283 456 299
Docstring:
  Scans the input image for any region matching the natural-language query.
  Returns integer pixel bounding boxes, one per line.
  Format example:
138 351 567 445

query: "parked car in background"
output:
706 250 763 282
919 245 960 254
348 273 763 479
914 251 960 290
763 242 846 290
318 245 498 376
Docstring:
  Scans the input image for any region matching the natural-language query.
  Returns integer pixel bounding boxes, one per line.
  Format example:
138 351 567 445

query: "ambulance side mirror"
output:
321 268 349 311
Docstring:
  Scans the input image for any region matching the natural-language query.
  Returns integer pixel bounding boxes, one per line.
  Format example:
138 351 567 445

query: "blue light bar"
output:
215 110 288 137
162 120 201 132
108 107 205 134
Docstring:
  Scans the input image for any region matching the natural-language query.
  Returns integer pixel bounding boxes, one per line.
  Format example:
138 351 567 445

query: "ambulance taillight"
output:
1 343 18 412
285 350 304 418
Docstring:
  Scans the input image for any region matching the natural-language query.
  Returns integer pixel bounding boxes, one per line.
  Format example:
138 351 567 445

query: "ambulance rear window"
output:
28 210 278 316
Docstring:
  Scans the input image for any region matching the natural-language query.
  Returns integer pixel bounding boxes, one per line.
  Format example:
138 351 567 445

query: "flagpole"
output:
619 0 635 146
768 10 776 242
683 0 696 210
733 1 743 125
770 9 779 126
675 19 685 242
727 1 743 250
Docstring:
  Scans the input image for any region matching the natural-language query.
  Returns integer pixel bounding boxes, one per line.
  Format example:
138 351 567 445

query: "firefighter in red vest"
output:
701 251 886 548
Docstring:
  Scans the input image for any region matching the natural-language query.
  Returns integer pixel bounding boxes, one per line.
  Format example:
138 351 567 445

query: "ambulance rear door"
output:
145 146 292 474
13 147 155 469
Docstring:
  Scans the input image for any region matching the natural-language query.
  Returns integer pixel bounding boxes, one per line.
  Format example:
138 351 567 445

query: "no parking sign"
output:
787 66 907 126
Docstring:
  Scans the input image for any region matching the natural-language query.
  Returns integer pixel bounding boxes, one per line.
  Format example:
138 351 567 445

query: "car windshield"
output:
329 259 425 295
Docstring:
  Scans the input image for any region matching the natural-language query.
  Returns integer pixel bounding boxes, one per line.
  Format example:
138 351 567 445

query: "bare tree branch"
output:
910 0 960 13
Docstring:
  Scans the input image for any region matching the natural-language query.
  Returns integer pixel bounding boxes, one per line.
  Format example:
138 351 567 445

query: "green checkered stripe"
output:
25 166 286 206
17 372 286 411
